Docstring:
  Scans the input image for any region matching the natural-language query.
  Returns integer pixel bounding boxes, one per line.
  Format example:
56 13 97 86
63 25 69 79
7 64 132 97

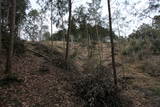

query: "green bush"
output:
122 39 146 56
151 39 160 54
150 87 160 96
140 59 160 77
73 70 125 107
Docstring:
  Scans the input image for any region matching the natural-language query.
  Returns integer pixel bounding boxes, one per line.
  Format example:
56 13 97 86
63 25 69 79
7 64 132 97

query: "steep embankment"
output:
0 42 82 107
0 41 160 107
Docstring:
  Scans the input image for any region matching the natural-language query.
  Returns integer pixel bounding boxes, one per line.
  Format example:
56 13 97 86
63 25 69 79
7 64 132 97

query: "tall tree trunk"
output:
107 0 118 87
0 1 2 52
65 0 72 69
86 24 90 58
39 14 43 41
5 0 16 74
61 16 65 49
95 25 102 65
51 1 53 47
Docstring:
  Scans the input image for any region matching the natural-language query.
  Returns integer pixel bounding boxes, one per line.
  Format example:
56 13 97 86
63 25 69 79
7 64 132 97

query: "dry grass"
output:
1 41 160 107
42 41 160 107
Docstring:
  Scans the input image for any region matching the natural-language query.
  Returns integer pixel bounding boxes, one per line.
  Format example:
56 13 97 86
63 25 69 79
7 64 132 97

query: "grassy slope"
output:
0 42 83 107
0 41 160 107
52 41 160 107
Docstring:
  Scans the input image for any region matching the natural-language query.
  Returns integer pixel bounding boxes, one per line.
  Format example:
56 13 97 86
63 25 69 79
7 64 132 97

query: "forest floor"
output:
0 41 160 107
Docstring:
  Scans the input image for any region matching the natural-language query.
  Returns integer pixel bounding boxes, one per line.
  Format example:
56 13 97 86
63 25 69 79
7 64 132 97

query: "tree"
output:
129 23 160 41
87 0 103 41
74 5 88 40
41 25 49 40
70 17 77 40
53 0 68 47
65 0 72 69
43 31 51 41
74 6 90 57
5 0 16 73
1 0 29 41
39 10 47 41
87 0 104 64
153 15 160 30
37 0 68 46
50 0 53 44
23 9 40 41
54 0 68 29
0 0 2 52
87 0 102 26
107 0 117 87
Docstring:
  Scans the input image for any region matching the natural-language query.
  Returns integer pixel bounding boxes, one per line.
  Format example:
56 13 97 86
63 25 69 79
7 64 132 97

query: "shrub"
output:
150 87 160 96
140 58 160 77
13 37 26 56
122 39 146 55
0 73 23 87
73 69 124 107
121 39 151 60
151 39 160 54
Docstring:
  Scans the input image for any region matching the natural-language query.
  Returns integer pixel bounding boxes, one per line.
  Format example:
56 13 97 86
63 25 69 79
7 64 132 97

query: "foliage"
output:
73 5 88 41
122 16 160 57
1 0 30 33
150 39 160 54
140 57 160 77
122 39 147 58
73 70 123 107
2 32 25 56
43 31 51 41
50 23 112 42
87 0 102 25
16 0 30 26
153 15 160 29
50 30 65 41
23 9 40 41
150 87 160 96
37 0 68 29
0 73 23 87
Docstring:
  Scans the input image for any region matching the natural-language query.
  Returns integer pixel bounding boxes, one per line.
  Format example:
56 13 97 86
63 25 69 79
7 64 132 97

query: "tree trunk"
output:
107 0 118 87
5 0 16 74
51 1 53 47
86 24 90 58
39 14 43 41
61 17 65 50
95 25 102 65
65 0 72 69
0 1 2 52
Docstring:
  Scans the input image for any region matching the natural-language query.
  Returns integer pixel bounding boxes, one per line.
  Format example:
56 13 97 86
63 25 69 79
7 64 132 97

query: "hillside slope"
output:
0 41 160 107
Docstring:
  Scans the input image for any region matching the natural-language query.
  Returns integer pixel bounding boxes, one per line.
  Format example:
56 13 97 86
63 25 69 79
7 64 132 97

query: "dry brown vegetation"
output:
0 41 160 107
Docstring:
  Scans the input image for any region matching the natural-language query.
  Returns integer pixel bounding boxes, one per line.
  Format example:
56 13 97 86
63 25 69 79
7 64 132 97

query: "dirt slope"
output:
0 42 82 107
0 41 160 107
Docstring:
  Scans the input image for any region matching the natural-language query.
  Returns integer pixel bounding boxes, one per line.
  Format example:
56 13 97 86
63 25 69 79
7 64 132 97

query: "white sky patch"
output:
29 0 159 36
30 0 40 9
